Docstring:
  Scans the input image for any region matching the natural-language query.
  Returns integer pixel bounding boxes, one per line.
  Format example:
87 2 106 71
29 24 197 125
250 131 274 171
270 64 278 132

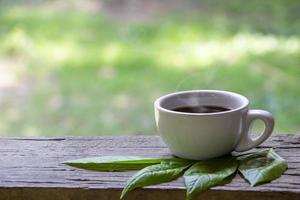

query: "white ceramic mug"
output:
154 90 274 160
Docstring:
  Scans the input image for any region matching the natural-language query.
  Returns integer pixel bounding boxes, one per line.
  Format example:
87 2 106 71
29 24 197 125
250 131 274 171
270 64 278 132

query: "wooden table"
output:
0 135 299 200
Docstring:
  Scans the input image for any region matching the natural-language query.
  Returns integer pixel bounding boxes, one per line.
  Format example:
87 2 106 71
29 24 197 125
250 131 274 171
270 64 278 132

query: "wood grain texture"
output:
0 135 299 200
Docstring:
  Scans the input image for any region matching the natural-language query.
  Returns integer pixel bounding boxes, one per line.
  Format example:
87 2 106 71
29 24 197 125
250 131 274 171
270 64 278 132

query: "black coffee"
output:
172 105 231 113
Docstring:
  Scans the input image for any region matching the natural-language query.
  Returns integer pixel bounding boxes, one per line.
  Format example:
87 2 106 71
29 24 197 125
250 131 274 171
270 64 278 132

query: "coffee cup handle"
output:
235 109 274 152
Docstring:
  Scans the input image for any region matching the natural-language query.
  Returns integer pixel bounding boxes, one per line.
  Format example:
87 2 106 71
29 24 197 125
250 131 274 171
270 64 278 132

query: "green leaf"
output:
64 156 177 171
121 159 194 199
184 156 238 200
238 148 288 186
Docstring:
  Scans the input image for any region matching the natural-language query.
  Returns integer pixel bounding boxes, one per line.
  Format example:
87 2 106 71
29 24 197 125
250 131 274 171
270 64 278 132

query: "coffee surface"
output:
172 105 231 113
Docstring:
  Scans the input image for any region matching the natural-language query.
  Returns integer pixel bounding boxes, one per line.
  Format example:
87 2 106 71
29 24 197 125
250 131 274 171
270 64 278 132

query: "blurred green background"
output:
0 0 299 136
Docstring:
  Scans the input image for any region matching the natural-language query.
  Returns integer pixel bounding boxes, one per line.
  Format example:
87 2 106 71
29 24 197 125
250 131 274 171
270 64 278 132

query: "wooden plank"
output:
0 135 299 200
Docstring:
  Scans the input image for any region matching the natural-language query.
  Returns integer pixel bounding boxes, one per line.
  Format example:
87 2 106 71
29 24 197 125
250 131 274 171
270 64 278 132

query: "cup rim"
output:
154 90 249 116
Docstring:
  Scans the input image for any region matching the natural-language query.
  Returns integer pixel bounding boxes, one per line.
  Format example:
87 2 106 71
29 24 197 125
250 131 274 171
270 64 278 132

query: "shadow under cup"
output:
154 90 250 160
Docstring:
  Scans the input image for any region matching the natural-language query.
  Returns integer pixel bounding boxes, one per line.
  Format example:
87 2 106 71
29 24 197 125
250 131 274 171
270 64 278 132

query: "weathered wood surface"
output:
0 135 299 200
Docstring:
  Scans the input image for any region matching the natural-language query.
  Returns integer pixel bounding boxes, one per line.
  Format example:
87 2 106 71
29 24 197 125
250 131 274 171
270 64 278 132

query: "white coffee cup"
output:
154 90 274 160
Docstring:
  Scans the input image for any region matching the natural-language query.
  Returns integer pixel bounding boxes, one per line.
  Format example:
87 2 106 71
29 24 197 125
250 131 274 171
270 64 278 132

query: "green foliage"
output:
64 148 287 200
184 157 237 200
0 1 299 136
64 156 183 171
121 159 194 198
238 149 288 186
